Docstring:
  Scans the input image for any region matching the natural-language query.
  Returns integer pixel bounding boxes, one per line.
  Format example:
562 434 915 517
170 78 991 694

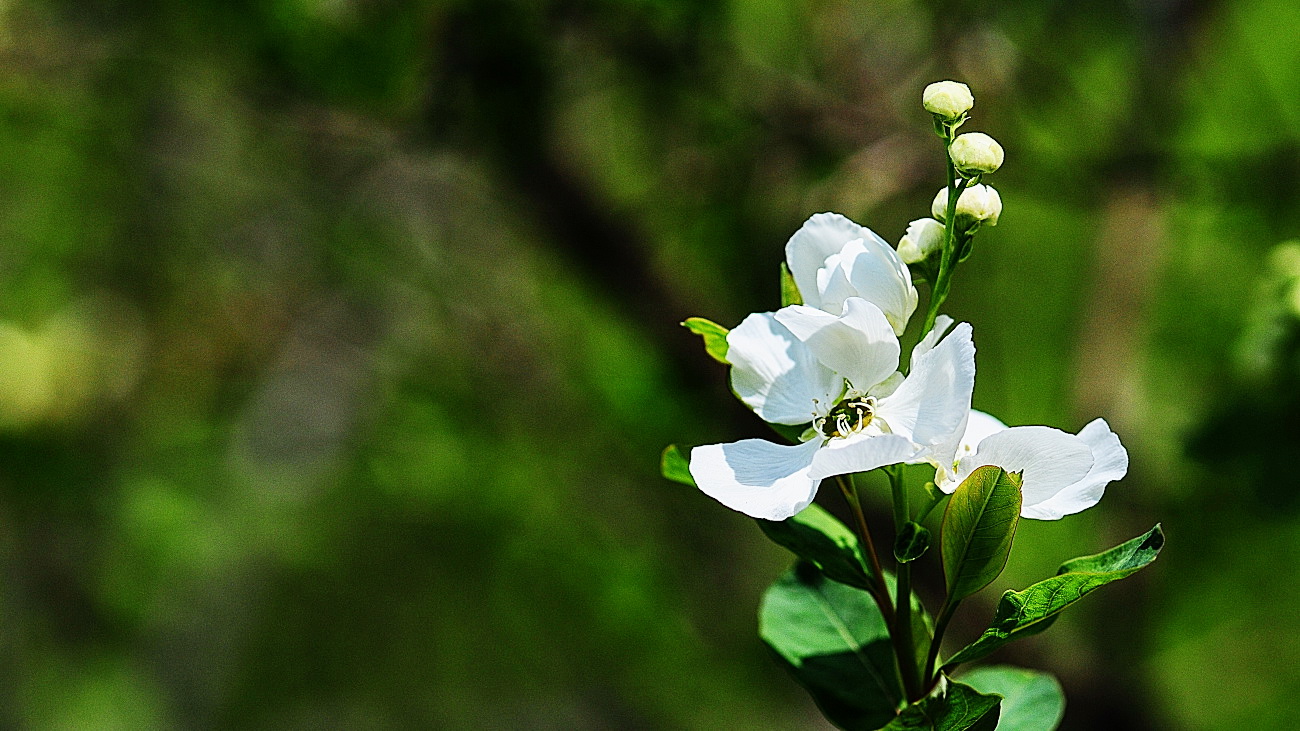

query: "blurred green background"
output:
1 0 1298 728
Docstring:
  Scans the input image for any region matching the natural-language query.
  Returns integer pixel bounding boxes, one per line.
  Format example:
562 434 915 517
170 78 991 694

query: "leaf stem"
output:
924 599 961 688
835 475 894 624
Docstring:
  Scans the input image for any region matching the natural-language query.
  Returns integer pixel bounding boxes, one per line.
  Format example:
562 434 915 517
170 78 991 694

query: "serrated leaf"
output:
883 678 1001 730
957 666 1064 731
941 467 1022 601
944 525 1164 668
760 563 902 730
758 504 873 591
682 317 729 364
894 521 932 563
780 262 803 306
661 444 695 486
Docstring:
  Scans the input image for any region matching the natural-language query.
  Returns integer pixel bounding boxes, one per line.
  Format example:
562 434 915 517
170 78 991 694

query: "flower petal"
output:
728 312 842 425
910 315 954 363
877 322 975 450
785 213 888 311
841 238 919 335
808 433 918 481
689 438 824 520
958 410 1009 456
1025 419 1128 520
774 298 900 392
946 426 1094 513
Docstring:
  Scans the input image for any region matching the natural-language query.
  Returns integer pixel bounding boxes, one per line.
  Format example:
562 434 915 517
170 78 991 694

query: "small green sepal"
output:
779 262 803 306
660 444 695 486
894 521 932 563
682 317 730 364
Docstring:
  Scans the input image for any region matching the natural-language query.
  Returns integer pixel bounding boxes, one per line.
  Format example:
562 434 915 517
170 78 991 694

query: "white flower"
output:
784 213 919 335
923 81 974 119
689 299 976 520
897 217 945 264
949 132 1004 174
937 410 1129 520
932 183 1002 226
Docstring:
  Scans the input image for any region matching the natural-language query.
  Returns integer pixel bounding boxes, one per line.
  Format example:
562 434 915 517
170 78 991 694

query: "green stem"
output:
885 467 922 700
835 475 894 626
924 599 961 688
917 135 969 339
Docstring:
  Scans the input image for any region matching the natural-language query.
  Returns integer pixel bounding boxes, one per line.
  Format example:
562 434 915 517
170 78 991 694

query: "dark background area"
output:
1 0 1297 727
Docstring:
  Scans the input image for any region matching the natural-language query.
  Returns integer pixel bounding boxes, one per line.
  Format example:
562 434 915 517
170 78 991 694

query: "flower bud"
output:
923 81 974 120
931 183 1002 226
949 132 1004 174
897 218 945 264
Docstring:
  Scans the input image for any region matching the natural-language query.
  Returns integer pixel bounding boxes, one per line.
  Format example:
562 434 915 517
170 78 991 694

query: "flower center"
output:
818 395 876 439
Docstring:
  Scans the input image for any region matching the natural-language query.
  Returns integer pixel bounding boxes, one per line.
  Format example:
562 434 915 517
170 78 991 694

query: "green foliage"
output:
945 525 1165 668
883 679 1000 730
758 504 874 591
780 262 803 306
894 521 932 564
660 444 695 486
957 666 1065 731
759 563 902 730
941 467 1023 601
682 317 730 364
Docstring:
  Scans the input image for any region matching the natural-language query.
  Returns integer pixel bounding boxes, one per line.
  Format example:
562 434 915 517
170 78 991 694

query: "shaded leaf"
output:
661 444 695 486
780 262 803 306
958 666 1064 731
760 563 901 730
758 504 873 590
941 467 1022 601
945 525 1165 668
883 678 1001 730
682 317 729 364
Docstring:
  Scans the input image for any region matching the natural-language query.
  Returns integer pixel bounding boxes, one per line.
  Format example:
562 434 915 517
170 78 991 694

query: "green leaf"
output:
941 466 1022 601
883 678 1001 730
760 562 902 730
682 317 729 364
757 504 873 591
780 262 803 306
944 525 1165 668
957 666 1064 731
660 444 695 486
894 521 932 563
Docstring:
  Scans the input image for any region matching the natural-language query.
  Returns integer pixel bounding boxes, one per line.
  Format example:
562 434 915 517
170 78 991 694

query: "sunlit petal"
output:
808 433 918 481
877 322 975 449
910 315 954 363
774 299 900 392
784 213 887 311
690 438 824 520
727 312 842 425
841 237 919 335
946 427 1094 513
1026 419 1128 519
